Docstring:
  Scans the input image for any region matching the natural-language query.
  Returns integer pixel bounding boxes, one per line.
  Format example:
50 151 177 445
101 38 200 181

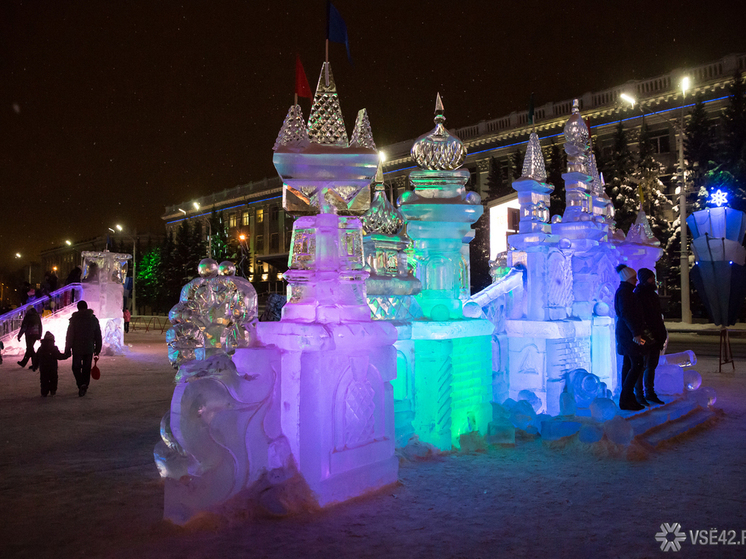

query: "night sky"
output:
1 0 744 272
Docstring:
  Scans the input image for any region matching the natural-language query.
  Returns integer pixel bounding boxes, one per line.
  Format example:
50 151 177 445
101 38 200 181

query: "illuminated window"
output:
489 197 522 258
242 211 249 226
229 213 237 228
256 209 264 223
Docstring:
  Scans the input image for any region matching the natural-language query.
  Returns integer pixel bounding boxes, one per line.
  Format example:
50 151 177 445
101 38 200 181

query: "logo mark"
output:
656 523 686 552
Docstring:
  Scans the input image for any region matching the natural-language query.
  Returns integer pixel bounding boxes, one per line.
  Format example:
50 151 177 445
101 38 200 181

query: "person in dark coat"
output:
634 268 667 405
65 266 82 285
65 300 102 397
17 307 43 371
614 264 647 411
36 332 69 397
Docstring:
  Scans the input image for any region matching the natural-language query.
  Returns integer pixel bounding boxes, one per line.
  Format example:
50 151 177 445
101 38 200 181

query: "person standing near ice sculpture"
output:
36 332 69 397
633 268 666 405
17 307 42 371
65 301 102 397
614 265 646 411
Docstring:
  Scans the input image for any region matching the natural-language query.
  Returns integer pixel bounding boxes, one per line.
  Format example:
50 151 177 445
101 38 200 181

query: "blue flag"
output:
327 1 352 65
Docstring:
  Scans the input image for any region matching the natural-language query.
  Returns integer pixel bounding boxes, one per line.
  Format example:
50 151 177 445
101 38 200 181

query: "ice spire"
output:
563 99 591 174
307 62 349 147
410 93 467 170
520 131 548 182
626 208 660 246
361 164 404 236
350 108 376 149
273 105 310 151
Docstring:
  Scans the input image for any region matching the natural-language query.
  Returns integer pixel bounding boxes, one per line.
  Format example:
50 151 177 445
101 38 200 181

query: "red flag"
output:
295 54 312 99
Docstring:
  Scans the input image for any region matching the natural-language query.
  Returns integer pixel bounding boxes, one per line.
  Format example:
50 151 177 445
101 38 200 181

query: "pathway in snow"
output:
0 331 744 558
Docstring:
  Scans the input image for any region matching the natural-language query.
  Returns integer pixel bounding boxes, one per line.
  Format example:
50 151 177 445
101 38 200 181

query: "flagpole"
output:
325 39 329 86
295 93 298 105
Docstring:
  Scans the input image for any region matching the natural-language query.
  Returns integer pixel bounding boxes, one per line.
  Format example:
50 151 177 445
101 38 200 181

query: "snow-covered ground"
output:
1 331 745 558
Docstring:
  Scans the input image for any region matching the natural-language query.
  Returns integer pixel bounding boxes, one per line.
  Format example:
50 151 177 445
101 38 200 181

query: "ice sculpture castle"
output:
470 100 663 415
154 64 668 523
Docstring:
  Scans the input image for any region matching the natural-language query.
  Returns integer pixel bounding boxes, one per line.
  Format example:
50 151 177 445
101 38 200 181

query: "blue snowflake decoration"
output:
710 189 728 207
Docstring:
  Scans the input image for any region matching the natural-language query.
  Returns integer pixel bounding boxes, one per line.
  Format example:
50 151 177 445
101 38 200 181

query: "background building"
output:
162 177 292 296
163 53 745 303
381 53 746 263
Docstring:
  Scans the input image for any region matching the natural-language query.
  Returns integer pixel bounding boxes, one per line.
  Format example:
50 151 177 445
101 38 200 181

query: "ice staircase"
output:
0 284 84 354
623 397 718 448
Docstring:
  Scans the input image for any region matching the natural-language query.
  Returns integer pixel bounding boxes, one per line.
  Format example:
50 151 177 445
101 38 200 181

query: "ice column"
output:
395 95 493 450
266 62 399 505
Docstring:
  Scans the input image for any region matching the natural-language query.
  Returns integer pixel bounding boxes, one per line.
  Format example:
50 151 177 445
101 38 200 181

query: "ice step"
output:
638 407 716 448
625 398 699 437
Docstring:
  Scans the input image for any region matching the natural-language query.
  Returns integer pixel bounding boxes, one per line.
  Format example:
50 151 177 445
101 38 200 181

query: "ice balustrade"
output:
0 283 84 344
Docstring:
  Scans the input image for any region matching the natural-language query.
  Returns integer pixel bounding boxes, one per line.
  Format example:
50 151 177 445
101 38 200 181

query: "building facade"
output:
381 52 746 263
41 233 163 282
163 53 745 297
162 177 292 295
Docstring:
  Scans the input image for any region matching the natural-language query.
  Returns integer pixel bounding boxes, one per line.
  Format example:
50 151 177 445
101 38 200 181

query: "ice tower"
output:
472 100 662 415
155 63 398 524
79 250 131 355
383 95 493 449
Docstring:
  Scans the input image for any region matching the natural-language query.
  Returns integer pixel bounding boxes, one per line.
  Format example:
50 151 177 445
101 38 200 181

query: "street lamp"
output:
619 93 635 108
15 253 31 283
112 224 138 315
65 240 72 246
679 76 692 324
620 77 692 323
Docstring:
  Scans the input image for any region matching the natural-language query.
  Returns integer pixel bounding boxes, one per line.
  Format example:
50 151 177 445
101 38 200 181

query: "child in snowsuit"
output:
36 332 69 397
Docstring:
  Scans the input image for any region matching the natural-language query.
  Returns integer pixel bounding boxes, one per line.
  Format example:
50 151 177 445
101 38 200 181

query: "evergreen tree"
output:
188 221 206 272
510 149 523 180
174 219 193 284
547 144 566 217
636 120 672 248
685 96 716 184
723 70 746 172
485 157 509 201
159 231 179 311
137 245 162 313
209 209 229 262
470 210 492 294
605 121 637 233
715 70 746 210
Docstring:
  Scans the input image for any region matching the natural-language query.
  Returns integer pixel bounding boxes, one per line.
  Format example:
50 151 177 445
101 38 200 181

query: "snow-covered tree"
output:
604 121 637 233
636 120 673 246
485 157 510 202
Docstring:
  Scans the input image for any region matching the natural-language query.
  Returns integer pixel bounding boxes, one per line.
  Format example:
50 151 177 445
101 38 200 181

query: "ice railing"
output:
0 283 84 342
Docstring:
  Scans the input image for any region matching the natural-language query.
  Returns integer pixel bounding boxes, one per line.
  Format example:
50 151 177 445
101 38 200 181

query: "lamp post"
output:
191 202 212 259
112 224 137 315
678 76 692 324
15 253 30 284
621 76 692 323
